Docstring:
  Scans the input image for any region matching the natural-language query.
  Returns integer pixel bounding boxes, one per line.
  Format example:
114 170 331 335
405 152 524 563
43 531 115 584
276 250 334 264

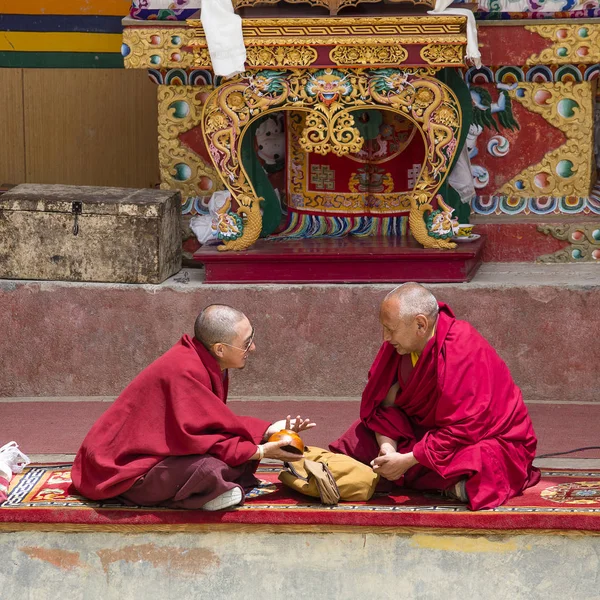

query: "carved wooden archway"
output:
201 68 462 251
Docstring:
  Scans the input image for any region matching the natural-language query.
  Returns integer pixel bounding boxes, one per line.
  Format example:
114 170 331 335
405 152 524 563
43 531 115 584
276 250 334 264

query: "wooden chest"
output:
0 184 182 284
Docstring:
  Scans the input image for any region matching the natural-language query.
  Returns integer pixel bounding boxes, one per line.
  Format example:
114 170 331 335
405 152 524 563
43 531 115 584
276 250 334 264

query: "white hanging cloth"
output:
448 144 476 204
200 0 246 78
428 0 482 69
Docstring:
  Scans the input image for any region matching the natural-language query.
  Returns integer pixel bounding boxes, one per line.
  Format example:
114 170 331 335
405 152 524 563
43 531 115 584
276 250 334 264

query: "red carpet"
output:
2 464 600 532
2 400 599 458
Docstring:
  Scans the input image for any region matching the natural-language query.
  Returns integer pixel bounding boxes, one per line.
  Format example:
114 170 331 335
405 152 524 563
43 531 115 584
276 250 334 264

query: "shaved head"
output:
380 283 439 355
384 282 439 322
194 304 247 348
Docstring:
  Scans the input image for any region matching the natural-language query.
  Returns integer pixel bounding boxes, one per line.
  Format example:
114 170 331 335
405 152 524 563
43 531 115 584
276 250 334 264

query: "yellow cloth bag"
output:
278 446 380 504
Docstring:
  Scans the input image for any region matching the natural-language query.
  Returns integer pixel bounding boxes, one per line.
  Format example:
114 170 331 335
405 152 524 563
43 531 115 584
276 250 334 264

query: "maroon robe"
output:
330 303 540 510
71 334 270 501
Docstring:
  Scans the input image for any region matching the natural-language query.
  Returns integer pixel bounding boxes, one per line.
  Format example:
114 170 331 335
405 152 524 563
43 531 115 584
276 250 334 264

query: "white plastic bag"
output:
189 190 232 244
0 441 30 495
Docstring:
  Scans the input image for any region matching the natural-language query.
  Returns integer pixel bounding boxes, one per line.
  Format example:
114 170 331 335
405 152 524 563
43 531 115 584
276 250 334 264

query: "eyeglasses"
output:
220 328 255 355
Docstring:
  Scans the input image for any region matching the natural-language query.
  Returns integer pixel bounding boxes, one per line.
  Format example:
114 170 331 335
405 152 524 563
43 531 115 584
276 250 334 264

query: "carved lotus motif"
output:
227 92 246 110
432 106 458 127
414 87 435 107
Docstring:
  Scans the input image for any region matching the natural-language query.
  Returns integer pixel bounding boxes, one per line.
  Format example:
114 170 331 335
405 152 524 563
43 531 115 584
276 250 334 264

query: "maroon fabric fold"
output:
119 454 260 510
332 303 540 510
71 334 271 500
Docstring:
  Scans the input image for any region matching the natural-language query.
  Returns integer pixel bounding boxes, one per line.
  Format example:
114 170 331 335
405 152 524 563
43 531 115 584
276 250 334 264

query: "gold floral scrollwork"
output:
246 46 318 67
122 27 195 69
191 48 212 68
201 68 462 252
420 44 465 65
330 45 408 66
157 85 223 209
537 224 600 263
525 24 600 65
300 106 364 156
498 82 594 197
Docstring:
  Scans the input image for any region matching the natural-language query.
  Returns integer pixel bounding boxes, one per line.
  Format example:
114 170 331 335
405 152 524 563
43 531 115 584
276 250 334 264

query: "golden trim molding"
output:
232 0 435 15
190 15 467 36
246 46 319 67
329 45 408 66
420 44 464 65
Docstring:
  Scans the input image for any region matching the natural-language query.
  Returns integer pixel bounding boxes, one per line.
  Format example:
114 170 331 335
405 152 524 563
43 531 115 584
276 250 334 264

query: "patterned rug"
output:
1 464 600 532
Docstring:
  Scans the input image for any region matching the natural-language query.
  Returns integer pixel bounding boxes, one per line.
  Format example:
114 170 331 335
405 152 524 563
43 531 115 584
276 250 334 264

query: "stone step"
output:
1 263 598 403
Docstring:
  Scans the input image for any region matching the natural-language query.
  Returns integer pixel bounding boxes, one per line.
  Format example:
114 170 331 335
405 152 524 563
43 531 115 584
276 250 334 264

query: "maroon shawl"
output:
71 335 270 500
360 303 539 509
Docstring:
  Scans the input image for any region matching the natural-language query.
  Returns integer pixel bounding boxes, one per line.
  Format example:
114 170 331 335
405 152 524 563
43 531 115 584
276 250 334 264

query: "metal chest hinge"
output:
72 202 82 236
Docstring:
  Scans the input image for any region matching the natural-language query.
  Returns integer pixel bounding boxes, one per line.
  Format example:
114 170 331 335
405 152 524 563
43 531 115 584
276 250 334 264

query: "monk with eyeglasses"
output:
71 305 314 511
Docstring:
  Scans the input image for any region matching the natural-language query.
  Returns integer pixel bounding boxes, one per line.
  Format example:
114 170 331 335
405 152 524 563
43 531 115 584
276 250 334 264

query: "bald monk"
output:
330 283 540 510
71 305 314 511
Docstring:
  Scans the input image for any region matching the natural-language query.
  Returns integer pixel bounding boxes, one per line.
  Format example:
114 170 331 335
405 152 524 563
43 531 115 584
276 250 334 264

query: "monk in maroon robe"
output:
330 283 540 510
71 305 314 511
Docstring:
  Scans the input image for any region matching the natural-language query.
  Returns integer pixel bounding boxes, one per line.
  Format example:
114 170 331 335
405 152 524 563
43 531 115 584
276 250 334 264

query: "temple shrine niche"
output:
122 0 600 281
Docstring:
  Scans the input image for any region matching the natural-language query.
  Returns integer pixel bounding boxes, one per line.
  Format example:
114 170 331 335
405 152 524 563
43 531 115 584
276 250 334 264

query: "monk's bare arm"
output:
375 432 398 455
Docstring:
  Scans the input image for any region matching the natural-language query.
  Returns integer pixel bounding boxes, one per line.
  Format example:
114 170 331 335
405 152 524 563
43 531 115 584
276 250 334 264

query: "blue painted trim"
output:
0 14 124 34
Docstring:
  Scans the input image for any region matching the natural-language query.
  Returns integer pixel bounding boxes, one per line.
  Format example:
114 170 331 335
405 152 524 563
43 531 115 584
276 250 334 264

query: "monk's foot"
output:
202 487 243 511
442 479 469 503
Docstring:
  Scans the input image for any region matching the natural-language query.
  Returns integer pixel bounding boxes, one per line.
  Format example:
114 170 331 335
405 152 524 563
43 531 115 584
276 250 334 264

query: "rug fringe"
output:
270 213 408 240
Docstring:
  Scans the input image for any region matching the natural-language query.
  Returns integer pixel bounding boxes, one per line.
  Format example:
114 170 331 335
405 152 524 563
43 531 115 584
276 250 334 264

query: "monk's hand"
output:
370 452 418 481
265 415 316 439
285 414 316 433
375 433 398 457
261 439 304 463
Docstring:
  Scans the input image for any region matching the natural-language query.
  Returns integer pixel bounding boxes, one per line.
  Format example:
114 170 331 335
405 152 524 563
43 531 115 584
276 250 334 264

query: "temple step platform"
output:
1 396 600 599
1 266 598 599
193 236 486 283
1 263 597 402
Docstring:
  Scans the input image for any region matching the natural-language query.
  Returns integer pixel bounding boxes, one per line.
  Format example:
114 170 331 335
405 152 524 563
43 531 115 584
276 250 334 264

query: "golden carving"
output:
123 17 467 70
195 36 467 47
537 223 600 263
191 48 212 68
498 82 594 198
300 106 364 156
157 85 223 206
215 193 264 251
288 112 414 214
420 44 464 65
409 193 457 250
232 0 435 15
330 45 408 66
188 16 467 38
201 68 462 251
122 27 195 69
246 45 318 67
525 24 600 65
